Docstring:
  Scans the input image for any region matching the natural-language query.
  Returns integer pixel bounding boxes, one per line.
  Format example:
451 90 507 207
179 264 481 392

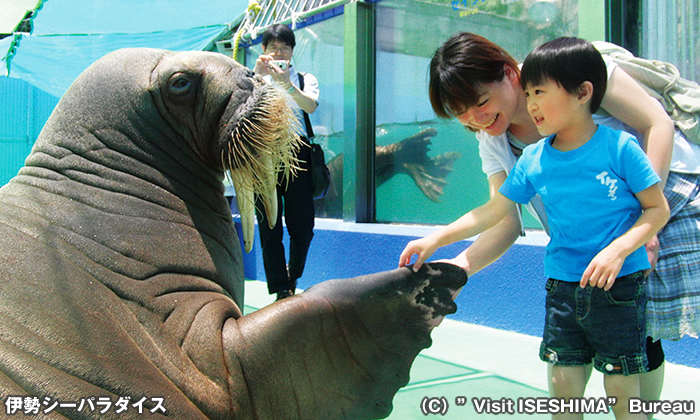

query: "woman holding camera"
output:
253 24 320 301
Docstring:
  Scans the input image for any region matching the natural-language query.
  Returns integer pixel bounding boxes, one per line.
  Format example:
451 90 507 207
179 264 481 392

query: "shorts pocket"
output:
604 271 645 306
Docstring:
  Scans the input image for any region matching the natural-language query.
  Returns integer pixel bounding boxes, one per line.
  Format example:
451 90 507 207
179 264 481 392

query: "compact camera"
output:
270 60 288 70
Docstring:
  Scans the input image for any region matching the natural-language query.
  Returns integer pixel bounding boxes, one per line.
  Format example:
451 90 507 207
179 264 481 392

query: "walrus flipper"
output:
224 262 467 420
403 151 461 202
375 129 461 203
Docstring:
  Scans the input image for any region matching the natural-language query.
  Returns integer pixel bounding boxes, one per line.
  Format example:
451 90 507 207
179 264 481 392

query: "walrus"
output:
0 48 467 419
315 127 461 218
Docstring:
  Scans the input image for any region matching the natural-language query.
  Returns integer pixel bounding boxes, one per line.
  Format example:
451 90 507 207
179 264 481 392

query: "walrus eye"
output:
168 73 192 95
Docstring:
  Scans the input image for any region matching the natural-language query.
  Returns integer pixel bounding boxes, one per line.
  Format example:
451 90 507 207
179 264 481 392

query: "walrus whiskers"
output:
221 85 302 197
220 85 302 250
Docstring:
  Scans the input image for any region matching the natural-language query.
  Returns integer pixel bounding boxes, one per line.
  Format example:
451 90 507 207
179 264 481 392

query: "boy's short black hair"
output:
520 37 607 113
262 24 296 49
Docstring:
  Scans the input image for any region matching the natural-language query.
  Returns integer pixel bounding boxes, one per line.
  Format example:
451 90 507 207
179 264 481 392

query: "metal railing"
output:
206 0 350 55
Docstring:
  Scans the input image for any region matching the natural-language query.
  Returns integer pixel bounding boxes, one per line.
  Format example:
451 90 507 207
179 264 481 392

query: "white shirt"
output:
265 65 319 139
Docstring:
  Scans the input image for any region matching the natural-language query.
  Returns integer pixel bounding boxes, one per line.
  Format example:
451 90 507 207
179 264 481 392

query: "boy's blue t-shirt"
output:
499 125 661 282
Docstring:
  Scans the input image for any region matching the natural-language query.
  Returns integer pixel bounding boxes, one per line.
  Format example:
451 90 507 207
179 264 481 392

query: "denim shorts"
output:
539 271 648 375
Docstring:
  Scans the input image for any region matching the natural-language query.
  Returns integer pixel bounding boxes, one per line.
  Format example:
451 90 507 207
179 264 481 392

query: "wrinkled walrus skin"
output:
0 48 467 419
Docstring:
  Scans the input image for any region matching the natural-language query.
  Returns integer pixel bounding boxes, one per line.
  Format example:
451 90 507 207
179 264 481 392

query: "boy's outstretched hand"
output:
399 237 438 272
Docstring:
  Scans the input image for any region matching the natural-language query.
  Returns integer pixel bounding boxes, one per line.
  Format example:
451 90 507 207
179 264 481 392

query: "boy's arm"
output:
602 67 674 275
399 192 515 272
580 183 670 290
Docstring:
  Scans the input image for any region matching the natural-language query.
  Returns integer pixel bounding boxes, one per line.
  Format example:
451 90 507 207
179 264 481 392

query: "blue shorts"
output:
539 271 648 375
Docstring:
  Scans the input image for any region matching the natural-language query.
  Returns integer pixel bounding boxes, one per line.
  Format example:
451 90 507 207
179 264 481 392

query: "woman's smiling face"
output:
454 66 522 137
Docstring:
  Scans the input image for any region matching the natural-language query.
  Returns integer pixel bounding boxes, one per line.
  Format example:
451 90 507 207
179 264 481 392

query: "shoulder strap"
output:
593 41 700 145
297 72 315 141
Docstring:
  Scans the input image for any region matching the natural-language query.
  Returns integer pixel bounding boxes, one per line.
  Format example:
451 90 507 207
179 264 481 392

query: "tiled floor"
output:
244 280 699 420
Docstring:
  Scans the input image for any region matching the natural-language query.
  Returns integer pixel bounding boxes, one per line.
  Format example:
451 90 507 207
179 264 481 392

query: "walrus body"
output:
0 49 467 419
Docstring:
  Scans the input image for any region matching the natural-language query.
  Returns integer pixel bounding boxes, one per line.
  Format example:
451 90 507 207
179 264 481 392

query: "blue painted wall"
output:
247 220 700 369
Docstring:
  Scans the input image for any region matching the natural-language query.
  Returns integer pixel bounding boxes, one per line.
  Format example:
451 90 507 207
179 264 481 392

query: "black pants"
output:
255 144 315 294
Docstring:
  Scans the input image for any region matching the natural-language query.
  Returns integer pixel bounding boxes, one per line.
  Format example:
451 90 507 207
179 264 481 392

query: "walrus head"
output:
149 50 301 251
35 48 301 253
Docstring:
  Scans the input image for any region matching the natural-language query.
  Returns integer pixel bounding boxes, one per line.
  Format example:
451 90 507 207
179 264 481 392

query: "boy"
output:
399 37 669 419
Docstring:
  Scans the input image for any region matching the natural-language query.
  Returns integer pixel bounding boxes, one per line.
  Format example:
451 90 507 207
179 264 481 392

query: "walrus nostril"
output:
237 77 255 91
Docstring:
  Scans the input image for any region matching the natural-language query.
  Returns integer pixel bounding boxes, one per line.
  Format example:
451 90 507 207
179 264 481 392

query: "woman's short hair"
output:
429 32 519 118
520 37 607 113
262 24 296 49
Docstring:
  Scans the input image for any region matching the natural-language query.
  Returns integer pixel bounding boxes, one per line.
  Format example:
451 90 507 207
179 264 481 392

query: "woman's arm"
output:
446 171 522 276
253 57 318 114
601 66 675 187
601 65 674 270
398 174 516 272
286 84 318 114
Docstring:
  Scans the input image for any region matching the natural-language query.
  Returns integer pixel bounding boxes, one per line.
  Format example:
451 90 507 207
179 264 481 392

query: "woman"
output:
252 24 320 301
428 32 700 404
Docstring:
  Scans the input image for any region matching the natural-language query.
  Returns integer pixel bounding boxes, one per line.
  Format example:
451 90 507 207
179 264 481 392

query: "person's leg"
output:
640 337 664 413
642 172 700 410
586 272 649 420
640 365 664 401
548 364 591 420
603 374 646 420
540 279 595 420
639 363 664 419
284 145 315 287
255 189 289 295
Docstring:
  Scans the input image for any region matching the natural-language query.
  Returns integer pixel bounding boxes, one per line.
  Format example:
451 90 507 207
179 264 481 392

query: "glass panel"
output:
244 16 345 218
375 0 584 227
641 0 699 83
